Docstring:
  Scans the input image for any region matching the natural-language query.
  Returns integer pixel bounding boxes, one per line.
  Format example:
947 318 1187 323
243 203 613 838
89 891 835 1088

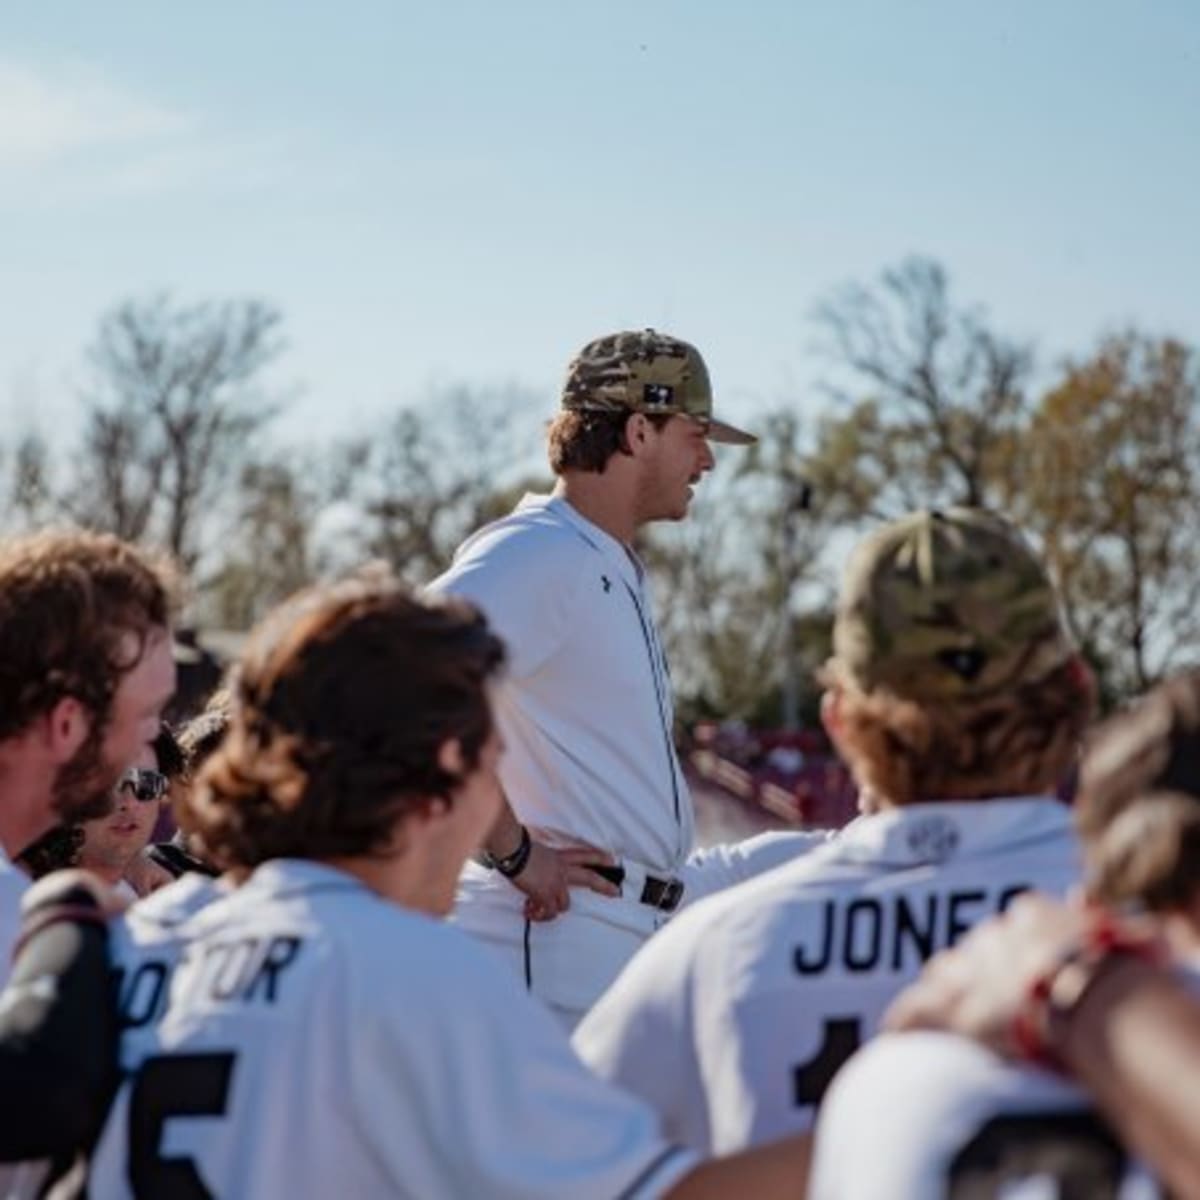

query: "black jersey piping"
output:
553 512 684 848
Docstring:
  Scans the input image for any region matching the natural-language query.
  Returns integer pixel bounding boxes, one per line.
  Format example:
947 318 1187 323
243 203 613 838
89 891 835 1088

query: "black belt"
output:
590 864 685 913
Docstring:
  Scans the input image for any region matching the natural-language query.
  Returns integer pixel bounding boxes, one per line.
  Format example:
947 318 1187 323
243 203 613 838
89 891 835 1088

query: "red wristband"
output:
1011 911 1163 1072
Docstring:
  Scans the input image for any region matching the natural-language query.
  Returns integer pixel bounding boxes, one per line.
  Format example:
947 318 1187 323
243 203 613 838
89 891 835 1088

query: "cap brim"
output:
707 417 756 446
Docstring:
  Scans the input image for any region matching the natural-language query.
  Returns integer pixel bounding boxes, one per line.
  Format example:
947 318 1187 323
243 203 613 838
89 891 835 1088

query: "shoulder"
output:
326 894 515 1000
814 1032 1087 1197
0 856 30 903
125 872 224 928
433 503 590 591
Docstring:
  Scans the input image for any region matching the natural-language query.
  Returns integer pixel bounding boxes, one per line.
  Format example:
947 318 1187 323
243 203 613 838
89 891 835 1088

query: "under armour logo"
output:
601 575 612 592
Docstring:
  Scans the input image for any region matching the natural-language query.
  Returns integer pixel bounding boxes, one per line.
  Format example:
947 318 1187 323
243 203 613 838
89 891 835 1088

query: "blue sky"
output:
2 0 1198 444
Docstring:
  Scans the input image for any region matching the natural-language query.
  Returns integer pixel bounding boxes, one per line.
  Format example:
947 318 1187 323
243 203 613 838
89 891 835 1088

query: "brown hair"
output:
1075 670 1200 909
827 658 1093 805
182 571 506 870
1076 669 1200 841
1087 795 1200 911
0 530 177 742
177 694 232 777
547 410 672 475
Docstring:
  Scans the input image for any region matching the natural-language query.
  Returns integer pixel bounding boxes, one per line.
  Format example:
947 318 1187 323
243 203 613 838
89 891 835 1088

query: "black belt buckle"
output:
640 875 684 913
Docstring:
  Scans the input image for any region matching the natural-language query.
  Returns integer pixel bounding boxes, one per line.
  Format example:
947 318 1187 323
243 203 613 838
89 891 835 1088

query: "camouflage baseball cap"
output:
561 329 756 446
828 508 1075 703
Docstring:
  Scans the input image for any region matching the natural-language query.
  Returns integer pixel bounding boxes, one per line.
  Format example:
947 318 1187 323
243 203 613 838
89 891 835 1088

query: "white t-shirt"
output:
0 846 30 986
88 860 697 1200
574 798 1082 1153
430 493 694 869
810 1031 1161 1198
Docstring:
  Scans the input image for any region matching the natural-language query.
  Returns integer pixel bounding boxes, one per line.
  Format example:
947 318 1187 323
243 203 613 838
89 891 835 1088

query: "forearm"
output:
482 795 525 859
666 1135 810 1200
1059 958 1200 1200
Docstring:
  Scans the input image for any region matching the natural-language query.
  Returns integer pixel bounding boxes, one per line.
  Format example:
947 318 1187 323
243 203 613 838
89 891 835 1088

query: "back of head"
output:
177 694 233 779
1077 670 1200 910
0 529 177 741
182 569 506 871
823 508 1091 804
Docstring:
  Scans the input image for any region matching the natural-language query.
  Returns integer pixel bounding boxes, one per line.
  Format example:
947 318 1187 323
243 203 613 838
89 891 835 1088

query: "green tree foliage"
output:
66 295 284 571
811 256 1032 517
808 259 1200 700
5 278 1196 715
202 455 326 630
339 383 546 586
1016 333 1200 693
646 409 833 723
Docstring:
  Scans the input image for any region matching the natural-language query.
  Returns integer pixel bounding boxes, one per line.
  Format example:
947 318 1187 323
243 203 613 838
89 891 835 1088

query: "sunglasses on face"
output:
117 768 169 803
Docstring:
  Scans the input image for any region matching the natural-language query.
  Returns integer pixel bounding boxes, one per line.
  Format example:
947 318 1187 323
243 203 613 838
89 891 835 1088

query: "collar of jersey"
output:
830 797 1076 868
237 858 378 901
515 493 645 591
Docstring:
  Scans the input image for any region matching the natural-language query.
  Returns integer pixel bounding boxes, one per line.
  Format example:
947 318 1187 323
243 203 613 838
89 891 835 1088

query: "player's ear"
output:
437 738 465 778
621 412 652 456
39 696 92 765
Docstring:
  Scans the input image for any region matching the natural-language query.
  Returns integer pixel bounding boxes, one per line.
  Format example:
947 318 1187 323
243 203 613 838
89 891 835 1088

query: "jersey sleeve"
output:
429 526 585 681
573 904 713 1154
678 830 831 907
350 925 697 1200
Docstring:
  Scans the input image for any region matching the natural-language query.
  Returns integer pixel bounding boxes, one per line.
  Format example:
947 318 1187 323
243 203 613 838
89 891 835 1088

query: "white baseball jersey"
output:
810 1031 1161 1198
430 493 693 867
88 859 698 1200
433 494 825 1023
574 798 1082 1153
0 846 30 986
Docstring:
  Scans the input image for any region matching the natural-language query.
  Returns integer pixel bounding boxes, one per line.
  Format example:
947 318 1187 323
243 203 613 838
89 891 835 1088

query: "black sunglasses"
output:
117 768 169 803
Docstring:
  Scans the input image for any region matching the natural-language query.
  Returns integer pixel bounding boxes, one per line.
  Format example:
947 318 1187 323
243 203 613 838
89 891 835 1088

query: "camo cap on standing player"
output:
827 508 1076 702
561 328 756 445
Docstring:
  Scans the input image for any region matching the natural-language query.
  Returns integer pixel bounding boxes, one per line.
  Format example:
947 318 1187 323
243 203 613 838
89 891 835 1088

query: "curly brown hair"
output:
1076 669 1200 842
181 572 506 870
546 410 672 474
826 658 1094 805
1086 795 1200 912
0 530 178 743
1073 670 1200 912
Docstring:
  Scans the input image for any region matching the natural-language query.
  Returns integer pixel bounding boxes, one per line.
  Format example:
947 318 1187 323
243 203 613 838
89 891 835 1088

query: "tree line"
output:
4 258 1198 721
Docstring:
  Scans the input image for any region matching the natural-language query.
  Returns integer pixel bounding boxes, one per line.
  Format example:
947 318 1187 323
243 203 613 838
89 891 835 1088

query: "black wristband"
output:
484 825 532 878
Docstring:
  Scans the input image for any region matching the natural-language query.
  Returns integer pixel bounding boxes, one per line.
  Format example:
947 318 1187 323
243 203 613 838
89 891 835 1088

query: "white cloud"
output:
0 58 189 167
0 57 298 203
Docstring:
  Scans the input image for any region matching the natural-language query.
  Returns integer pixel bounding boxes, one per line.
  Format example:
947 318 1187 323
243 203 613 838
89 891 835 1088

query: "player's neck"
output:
317 851 451 917
80 859 127 886
555 474 641 545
